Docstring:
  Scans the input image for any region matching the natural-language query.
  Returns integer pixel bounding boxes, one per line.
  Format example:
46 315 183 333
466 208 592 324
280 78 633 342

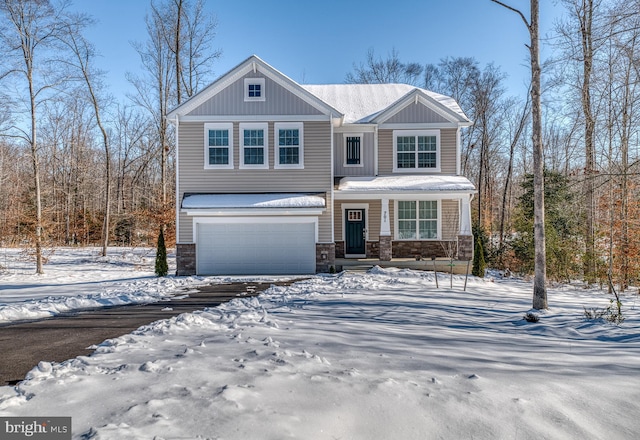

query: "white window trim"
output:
204 122 234 170
394 200 441 241
239 122 269 169
343 133 364 168
392 129 441 173
274 122 304 169
244 78 265 102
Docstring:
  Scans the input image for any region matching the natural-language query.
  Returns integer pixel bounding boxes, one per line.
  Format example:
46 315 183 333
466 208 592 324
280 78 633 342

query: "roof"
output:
337 175 476 193
182 193 326 209
302 84 470 124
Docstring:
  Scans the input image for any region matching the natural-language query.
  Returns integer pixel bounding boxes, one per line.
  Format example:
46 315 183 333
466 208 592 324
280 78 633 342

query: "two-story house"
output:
168 55 475 276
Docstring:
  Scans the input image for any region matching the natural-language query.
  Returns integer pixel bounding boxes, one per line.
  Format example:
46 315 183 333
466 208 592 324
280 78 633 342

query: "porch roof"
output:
182 193 326 209
337 175 476 193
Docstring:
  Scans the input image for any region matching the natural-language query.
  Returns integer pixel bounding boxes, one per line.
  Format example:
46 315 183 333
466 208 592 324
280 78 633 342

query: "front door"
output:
345 209 366 256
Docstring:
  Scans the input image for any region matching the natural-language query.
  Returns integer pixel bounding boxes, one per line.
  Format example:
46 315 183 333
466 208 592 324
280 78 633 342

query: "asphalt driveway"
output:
0 280 296 386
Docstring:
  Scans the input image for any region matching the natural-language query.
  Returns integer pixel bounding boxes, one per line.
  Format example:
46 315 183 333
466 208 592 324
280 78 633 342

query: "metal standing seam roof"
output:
337 175 476 192
181 193 326 209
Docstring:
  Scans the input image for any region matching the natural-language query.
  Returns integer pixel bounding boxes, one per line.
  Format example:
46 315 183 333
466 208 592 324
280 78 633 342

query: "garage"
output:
196 219 316 275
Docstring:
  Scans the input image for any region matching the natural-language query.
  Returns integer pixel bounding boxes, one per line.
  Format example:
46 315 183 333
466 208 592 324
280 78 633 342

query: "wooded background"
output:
0 0 638 290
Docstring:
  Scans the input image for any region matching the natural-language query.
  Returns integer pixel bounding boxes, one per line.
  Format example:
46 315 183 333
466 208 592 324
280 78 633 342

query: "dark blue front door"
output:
345 209 366 255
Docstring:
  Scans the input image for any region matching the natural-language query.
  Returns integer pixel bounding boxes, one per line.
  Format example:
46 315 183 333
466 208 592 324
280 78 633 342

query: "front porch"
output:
334 257 472 275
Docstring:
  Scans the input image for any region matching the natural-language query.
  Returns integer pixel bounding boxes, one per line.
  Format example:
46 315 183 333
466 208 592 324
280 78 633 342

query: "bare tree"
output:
0 0 75 273
162 0 221 103
345 48 424 85
556 0 606 283
130 0 220 209
498 93 531 254
129 5 174 208
491 0 547 310
60 14 115 257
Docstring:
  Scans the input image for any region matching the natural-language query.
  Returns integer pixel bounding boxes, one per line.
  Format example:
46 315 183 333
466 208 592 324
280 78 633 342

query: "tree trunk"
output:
491 0 547 309
30 83 44 274
580 0 597 283
530 0 547 309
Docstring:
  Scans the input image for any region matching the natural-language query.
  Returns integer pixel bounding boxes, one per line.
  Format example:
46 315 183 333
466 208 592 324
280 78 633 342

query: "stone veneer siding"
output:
316 243 336 273
379 236 392 261
392 240 457 259
457 235 474 261
335 241 345 259
366 241 380 259
176 243 196 276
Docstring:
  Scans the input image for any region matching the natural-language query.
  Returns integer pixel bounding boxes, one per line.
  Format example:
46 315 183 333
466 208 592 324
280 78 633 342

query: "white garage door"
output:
196 220 316 275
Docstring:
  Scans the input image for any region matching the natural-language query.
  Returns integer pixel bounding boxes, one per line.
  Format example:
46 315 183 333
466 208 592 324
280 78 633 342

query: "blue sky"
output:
72 0 565 102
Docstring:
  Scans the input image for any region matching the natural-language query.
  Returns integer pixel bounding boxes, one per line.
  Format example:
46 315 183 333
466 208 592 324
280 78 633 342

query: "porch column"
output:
380 198 391 236
379 198 392 261
460 195 472 235
457 195 474 261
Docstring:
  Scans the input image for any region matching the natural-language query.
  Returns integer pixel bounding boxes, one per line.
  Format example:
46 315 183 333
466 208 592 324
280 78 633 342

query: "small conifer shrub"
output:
155 227 168 277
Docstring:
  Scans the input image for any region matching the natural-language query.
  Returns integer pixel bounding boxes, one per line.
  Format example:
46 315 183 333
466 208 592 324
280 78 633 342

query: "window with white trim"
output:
397 200 439 240
204 123 233 169
244 78 265 102
239 123 268 169
393 130 440 172
344 134 362 167
274 122 304 169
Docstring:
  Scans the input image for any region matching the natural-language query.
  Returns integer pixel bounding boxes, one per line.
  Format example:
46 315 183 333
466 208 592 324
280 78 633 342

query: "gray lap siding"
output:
177 120 333 244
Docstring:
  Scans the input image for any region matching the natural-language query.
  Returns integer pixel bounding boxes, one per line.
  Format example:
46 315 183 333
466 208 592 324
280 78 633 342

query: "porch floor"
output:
334 257 472 275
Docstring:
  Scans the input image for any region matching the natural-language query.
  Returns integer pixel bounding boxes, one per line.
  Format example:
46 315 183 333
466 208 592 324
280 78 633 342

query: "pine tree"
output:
472 237 486 278
155 227 168 276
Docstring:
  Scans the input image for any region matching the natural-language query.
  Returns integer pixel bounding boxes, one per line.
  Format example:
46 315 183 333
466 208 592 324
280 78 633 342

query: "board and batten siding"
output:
384 102 451 124
178 120 333 243
333 132 375 177
187 72 324 117
378 128 458 175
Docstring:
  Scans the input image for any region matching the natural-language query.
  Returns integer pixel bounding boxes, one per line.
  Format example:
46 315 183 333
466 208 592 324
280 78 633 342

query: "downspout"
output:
374 125 379 176
456 126 461 176
175 115 180 243
330 114 335 243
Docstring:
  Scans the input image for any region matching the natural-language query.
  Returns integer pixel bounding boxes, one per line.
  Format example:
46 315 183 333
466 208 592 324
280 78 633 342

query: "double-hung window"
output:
239 123 268 169
204 123 233 169
397 200 439 240
393 130 440 172
344 134 362 166
274 122 304 169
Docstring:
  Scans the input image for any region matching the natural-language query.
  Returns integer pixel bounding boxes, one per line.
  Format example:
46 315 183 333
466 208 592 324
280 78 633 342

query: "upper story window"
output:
344 135 362 167
274 122 304 169
396 200 439 240
204 123 233 169
244 78 265 102
239 123 268 169
393 129 440 172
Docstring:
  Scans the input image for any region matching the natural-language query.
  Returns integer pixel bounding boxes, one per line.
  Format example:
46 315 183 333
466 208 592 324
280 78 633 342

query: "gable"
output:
187 72 325 117
383 101 451 124
168 55 341 121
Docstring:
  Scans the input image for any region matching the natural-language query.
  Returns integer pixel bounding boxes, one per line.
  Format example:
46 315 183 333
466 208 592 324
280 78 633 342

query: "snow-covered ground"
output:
1 247 639 439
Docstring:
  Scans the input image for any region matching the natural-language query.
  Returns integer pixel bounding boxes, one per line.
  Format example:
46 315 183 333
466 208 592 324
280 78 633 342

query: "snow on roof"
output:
338 175 476 192
182 193 326 209
302 84 469 124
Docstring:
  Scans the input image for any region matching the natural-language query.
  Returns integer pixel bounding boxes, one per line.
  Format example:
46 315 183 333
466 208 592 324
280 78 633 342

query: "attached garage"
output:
196 219 316 275
181 193 326 276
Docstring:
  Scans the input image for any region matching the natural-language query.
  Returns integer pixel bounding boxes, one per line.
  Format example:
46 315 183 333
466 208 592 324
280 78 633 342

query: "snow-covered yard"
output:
0 248 639 439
